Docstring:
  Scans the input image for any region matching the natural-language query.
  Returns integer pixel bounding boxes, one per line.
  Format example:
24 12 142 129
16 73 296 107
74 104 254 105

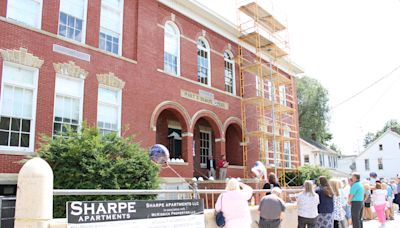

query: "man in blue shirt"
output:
349 172 365 228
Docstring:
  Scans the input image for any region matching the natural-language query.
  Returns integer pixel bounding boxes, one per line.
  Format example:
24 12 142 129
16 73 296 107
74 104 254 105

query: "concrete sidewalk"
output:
358 211 400 228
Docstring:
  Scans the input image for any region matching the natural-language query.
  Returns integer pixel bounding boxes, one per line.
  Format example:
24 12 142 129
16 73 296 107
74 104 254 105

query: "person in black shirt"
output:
263 173 281 195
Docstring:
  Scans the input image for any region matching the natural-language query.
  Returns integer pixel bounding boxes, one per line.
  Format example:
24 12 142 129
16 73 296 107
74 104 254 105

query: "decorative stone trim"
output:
182 132 193 137
215 138 225 142
97 72 125 89
0 48 44 68
53 61 88 79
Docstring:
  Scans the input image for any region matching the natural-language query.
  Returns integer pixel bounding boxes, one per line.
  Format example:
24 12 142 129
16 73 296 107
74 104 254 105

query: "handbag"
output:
215 194 225 227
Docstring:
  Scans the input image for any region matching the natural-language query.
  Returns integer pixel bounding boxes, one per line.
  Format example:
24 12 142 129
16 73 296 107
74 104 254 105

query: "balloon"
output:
251 161 267 180
149 144 170 164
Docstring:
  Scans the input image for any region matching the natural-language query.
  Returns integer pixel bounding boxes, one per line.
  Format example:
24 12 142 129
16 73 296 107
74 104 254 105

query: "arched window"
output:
224 51 235 94
164 21 180 75
197 38 210 85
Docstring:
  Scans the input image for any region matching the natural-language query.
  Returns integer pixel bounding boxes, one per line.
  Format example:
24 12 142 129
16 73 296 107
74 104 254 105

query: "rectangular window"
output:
168 128 182 159
97 87 121 135
7 0 42 28
58 0 87 42
200 130 211 167
319 154 324 166
53 76 84 137
379 144 383 150
0 63 38 152
256 75 262 97
224 55 234 94
378 158 383 170
279 85 287 106
304 155 310 163
284 141 291 168
266 80 272 100
364 159 370 171
99 0 124 55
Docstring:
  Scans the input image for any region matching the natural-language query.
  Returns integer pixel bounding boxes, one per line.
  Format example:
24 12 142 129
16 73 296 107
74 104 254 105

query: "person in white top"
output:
371 182 388 226
296 180 320 228
341 179 352 226
329 179 347 228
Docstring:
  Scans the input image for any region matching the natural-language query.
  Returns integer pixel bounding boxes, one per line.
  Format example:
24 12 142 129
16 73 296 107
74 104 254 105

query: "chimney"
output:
311 133 317 141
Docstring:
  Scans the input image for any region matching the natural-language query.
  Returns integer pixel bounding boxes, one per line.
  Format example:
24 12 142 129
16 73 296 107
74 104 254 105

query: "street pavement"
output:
357 211 400 228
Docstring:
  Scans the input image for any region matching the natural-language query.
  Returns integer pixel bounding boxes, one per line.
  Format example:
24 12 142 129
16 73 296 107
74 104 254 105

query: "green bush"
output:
37 125 160 218
299 164 332 184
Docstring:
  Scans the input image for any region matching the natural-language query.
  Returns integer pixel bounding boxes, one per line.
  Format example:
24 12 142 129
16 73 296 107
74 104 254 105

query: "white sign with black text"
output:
67 199 205 228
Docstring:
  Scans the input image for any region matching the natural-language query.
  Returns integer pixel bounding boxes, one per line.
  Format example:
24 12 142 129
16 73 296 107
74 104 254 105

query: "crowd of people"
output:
214 172 400 228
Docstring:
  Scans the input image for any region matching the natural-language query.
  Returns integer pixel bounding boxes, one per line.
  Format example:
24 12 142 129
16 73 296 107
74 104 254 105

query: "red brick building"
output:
0 0 302 194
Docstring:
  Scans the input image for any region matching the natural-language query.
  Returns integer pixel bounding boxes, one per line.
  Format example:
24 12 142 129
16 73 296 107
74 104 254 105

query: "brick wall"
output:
0 0 299 179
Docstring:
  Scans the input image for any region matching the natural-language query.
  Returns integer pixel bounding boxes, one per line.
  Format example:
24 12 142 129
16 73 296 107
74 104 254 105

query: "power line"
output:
331 64 400 110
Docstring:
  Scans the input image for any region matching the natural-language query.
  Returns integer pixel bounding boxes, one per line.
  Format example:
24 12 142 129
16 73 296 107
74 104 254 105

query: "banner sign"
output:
67 199 204 228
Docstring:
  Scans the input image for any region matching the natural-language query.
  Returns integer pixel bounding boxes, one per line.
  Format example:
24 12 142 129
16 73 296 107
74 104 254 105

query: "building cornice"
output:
157 0 303 75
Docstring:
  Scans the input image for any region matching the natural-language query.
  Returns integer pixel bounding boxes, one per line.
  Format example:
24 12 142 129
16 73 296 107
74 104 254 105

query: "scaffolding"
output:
236 0 300 186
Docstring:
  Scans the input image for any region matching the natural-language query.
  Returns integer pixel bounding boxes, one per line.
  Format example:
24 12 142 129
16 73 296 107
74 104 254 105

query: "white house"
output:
337 155 357 175
300 138 346 177
352 130 400 180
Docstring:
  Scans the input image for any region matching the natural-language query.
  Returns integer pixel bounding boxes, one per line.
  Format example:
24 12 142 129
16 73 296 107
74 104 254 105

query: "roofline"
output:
300 138 338 155
300 138 321 151
357 129 400 158
158 0 304 75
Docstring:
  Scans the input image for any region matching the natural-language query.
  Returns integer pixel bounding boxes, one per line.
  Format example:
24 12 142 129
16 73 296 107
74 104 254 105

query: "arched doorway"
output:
225 123 243 166
155 109 189 161
191 113 222 178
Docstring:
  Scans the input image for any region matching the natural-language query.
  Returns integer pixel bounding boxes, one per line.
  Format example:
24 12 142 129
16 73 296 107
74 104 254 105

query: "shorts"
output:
364 202 371 208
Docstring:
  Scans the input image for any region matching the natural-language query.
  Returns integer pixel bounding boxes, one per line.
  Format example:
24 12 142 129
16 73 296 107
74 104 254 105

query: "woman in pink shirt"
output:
215 179 253 228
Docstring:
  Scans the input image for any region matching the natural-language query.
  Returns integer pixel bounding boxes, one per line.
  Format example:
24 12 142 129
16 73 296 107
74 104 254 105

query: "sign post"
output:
67 199 204 228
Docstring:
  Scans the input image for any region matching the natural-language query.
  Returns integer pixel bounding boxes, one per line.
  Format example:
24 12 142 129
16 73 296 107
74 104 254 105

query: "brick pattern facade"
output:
0 0 299 180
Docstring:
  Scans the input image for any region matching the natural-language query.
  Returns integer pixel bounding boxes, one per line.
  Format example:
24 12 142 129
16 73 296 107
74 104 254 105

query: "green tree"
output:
363 119 400 148
296 76 332 144
37 125 160 217
299 165 332 184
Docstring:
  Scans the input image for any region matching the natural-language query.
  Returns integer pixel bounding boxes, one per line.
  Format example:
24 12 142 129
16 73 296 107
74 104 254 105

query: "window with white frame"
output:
304 155 310 164
200 130 211 166
197 38 210 85
266 80 272 100
53 76 84 136
99 0 124 55
224 51 234 94
279 85 287 106
364 159 370 171
284 141 291 168
327 156 331 167
255 75 262 97
7 0 43 28
58 0 87 42
0 63 38 151
319 153 325 166
164 21 180 75
97 87 121 135
378 158 383 170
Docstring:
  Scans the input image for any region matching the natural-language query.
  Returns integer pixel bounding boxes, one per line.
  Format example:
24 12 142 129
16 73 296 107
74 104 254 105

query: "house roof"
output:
301 138 338 155
356 129 400 158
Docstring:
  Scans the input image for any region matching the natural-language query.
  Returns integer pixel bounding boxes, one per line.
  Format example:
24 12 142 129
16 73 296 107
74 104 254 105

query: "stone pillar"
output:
182 132 194 176
14 157 53 228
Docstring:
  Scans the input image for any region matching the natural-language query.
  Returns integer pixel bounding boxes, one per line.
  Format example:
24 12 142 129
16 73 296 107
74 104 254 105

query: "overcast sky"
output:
199 0 400 154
